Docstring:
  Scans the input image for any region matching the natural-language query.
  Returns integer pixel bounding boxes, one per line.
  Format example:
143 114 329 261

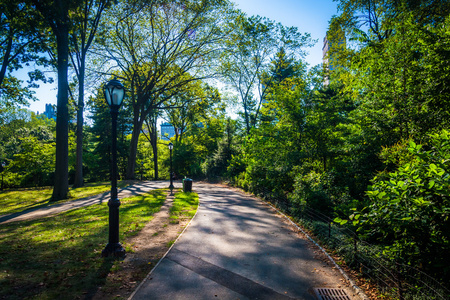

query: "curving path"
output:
0 181 170 224
130 182 361 300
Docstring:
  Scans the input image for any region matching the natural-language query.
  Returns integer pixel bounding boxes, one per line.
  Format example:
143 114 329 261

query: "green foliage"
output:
170 141 200 178
164 114 231 179
9 135 55 187
0 0 52 108
0 112 57 188
225 8 450 288
220 13 313 133
359 130 450 278
1 0 448 289
228 75 309 202
87 91 131 182
289 166 352 217
96 0 234 179
165 82 223 144
203 118 239 180
352 15 450 140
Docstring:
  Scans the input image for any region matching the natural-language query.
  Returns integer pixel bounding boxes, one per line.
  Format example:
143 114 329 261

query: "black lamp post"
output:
168 142 174 195
102 78 126 258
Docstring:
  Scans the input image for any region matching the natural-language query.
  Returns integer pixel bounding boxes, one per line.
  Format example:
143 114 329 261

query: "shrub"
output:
356 130 450 280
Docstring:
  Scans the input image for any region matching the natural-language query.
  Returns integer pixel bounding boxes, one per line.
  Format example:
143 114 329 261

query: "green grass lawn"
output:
0 189 166 300
0 181 136 215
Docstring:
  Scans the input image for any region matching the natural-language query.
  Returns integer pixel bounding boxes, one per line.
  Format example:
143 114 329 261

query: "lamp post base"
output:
101 243 126 258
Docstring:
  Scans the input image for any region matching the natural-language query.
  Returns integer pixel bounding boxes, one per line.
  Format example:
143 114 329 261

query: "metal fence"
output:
251 185 449 300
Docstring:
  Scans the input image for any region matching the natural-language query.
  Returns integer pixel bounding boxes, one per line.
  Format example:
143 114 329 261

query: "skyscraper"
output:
322 27 346 86
41 104 56 120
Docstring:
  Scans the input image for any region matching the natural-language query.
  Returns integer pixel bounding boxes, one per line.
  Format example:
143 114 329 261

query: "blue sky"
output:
233 0 338 66
23 0 339 114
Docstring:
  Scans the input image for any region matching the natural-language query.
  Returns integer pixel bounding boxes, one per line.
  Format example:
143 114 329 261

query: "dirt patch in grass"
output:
91 191 195 300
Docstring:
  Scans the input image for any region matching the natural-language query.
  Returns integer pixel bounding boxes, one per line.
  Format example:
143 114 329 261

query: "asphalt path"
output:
130 182 359 300
0 181 169 224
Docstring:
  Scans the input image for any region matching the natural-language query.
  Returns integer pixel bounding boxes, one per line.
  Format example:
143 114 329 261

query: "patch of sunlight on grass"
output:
0 180 135 215
0 189 166 299
169 192 199 219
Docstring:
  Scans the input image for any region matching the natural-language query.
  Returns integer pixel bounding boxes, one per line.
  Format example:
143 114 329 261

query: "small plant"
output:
124 243 135 253
111 260 122 273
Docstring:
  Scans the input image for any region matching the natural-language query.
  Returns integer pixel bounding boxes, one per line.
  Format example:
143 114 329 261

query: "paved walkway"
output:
0 181 363 299
130 182 361 300
0 181 170 224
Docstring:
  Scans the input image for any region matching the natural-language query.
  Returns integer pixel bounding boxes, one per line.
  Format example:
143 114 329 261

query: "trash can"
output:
183 178 193 192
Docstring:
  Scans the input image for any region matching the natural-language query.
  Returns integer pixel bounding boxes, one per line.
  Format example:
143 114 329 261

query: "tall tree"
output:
70 0 109 188
32 0 77 200
96 0 233 179
336 13 450 144
220 14 312 134
141 109 161 180
165 82 221 143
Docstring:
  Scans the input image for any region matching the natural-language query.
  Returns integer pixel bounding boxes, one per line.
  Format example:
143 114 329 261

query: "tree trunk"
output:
72 60 85 188
150 120 158 180
244 105 251 134
51 11 70 201
142 111 159 180
0 34 13 86
125 119 144 179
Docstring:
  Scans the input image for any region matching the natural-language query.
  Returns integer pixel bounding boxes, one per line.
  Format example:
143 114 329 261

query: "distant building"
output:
40 104 56 120
323 36 331 86
160 122 176 140
323 29 346 86
322 36 330 66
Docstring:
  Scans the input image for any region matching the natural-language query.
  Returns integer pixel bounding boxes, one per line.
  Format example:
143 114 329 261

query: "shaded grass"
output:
0 180 136 215
169 191 199 220
0 189 165 300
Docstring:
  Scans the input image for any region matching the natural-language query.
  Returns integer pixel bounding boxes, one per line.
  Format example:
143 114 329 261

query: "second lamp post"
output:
102 78 126 258
168 142 174 195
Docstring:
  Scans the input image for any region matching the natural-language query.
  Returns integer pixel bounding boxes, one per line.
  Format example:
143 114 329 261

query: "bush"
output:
289 164 353 218
357 130 450 280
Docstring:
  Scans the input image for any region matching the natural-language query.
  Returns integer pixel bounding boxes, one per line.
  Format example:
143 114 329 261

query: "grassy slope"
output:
0 190 166 300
